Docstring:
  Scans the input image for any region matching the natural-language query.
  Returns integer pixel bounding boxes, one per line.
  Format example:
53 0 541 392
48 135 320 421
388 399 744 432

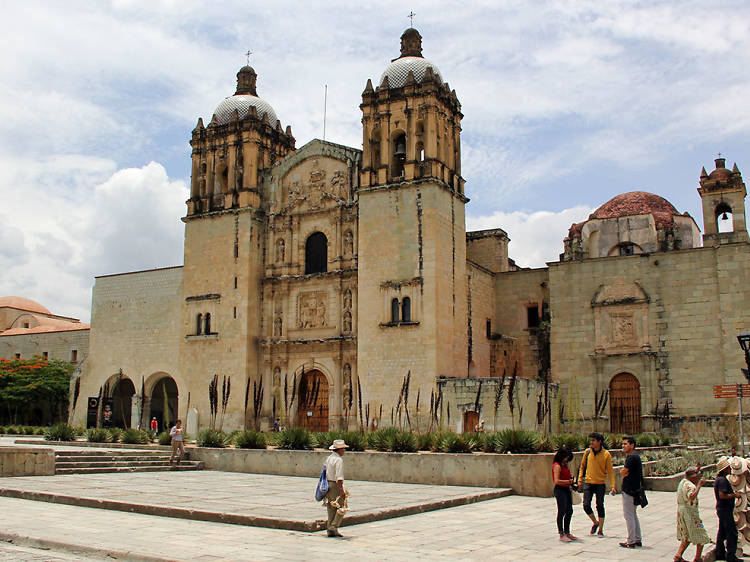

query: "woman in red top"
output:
552 447 577 542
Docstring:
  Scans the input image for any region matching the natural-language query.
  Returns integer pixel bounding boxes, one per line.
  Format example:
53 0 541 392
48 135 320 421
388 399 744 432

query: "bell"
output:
721 212 729 221
394 139 406 158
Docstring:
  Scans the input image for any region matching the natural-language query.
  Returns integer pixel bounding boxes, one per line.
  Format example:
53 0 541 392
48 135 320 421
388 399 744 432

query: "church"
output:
60 28 748 436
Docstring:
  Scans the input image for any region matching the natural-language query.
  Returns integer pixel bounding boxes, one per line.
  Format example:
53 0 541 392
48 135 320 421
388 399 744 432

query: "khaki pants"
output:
325 481 345 531
170 440 184 464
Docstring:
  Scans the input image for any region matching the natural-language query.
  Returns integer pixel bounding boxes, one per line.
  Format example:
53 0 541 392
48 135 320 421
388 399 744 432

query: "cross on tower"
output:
245 50 252 65
407 11 415 27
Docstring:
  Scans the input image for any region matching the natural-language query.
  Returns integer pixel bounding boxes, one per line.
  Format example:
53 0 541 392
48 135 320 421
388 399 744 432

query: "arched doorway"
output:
297 370 329 431
609 373 641 434
108 376 135 428
150 376 179 433
463 411 479 434
305 232 328 274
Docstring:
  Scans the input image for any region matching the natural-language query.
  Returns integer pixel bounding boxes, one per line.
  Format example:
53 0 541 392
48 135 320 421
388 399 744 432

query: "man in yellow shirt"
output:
577 432 616 537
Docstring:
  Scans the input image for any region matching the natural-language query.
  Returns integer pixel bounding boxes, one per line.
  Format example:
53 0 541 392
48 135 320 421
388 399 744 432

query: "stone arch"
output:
716 202 734 233
297 369 329 432
390 129 407 178
102 372 136 429
305 232 328 274
609 372 642 434
145 372 180 433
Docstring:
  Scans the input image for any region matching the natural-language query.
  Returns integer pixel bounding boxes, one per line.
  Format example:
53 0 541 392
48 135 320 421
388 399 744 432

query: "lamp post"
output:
738 333 750 455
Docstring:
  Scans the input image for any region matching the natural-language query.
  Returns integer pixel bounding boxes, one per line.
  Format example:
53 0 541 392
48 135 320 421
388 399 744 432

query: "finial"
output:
236 64 258 96
407 11 415 27
715 154 726 169
245 50 253 65
399 27 423 58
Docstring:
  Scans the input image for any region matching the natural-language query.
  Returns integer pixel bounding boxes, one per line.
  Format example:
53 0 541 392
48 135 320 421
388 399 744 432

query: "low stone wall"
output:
190 447 560 497
0 447 55 476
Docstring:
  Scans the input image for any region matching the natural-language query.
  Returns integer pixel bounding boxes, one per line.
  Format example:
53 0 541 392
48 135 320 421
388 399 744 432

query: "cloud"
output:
467 206 594 268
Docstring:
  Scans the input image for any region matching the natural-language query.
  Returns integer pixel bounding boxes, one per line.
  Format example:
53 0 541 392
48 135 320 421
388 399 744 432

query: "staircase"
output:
55 450 204 474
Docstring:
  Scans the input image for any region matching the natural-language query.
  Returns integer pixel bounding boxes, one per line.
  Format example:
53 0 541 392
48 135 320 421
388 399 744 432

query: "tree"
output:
0 357 74 424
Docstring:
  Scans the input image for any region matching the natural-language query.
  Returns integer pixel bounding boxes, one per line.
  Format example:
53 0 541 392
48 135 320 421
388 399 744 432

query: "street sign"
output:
714 384 750 398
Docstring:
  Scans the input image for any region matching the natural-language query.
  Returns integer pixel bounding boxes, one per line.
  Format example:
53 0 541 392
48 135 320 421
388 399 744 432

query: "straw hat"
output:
730 456 747 475
736 511 747 528
742 526 750 544
717 456 731 473
329 439 349 451
736 493 749 511
729 472 745 488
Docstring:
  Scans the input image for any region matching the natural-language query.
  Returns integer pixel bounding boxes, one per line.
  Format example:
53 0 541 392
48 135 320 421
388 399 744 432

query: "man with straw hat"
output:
714 456 741 562
323 438 349 538
674 466 710 562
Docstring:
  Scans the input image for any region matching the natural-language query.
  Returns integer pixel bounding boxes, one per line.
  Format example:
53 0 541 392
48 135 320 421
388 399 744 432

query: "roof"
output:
0 314 89 336
569 191 684 236
0 296 51 314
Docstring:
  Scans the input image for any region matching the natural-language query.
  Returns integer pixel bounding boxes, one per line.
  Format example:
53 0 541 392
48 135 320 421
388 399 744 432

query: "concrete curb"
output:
0 486 512 533
0 531 170 561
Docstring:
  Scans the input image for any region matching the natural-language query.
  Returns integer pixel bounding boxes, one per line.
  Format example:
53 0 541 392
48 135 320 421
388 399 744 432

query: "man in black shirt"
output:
714 456 740 562
619 436 643 548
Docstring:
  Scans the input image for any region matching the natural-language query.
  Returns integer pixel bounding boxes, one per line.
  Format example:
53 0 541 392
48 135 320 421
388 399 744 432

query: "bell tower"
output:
180 66 295 430
698 157 748 245
357 28 468 412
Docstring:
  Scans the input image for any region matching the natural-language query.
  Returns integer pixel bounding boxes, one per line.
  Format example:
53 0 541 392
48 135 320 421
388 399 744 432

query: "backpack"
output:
315 465 328 501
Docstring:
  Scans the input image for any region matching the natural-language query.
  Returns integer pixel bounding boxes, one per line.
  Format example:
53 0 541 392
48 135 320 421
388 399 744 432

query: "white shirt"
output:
325 452 344 482
170 426 183 441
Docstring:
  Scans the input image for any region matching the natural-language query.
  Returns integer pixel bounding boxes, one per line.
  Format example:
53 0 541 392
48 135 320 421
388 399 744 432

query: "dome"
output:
0 296 50 315
212 94 278 126
380 56 443 89
590 191 681 228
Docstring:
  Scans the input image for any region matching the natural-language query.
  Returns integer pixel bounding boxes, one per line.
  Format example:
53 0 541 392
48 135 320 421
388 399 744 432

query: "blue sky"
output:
1 0 749 321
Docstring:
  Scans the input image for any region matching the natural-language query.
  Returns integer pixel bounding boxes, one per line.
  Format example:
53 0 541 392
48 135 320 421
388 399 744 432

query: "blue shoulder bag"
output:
315 465 328 501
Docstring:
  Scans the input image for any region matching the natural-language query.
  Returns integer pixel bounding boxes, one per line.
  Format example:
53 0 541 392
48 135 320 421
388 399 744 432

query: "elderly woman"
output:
674 466 710 562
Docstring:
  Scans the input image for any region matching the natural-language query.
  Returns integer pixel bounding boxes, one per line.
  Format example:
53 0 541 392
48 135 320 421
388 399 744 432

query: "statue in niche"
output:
298 292 327 328
343 289 352 310
234 145 243 189
342 364 352 409
273 367 281 390
310 160 326 183
274 316 282 337
343 311 352 333
343 230 354 255
276 239 285 263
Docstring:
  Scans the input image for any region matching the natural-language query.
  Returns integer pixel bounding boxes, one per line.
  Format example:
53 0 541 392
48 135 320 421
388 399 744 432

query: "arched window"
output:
371 130 381 169
220 167 228 192
391 298 400 323
391 132 406 178
717 203 734 233
305 232 328 274
196 314 203 335
204 313 211 335
416 141 425 162
401 297 411 322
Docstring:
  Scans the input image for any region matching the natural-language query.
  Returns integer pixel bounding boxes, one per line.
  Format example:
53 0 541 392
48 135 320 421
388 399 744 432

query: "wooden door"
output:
463 411 479 433
298 370 329 432
609 373 641 434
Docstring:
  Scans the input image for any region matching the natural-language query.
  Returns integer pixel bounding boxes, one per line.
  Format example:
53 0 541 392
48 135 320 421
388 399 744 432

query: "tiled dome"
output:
380 56 443 89
212 95 278 126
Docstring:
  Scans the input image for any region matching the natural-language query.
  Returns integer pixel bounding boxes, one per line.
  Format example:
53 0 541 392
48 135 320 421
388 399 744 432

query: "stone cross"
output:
245 50 252 65
407 11 415 26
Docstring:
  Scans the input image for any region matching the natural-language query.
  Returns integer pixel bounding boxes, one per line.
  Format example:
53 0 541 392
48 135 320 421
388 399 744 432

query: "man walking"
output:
169 419 184 466
150 417 158 434
578 432 616 537
714 456 741 562
619 436 643 548
323 439 349 538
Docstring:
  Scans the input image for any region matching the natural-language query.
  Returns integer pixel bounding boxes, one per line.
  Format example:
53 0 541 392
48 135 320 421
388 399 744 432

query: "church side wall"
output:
467 262 495 378
72 267 183 427
0 329 88 364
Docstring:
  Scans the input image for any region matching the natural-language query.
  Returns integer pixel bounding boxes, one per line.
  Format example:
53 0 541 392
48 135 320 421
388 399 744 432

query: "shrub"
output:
552 433 587 452
635 433 658 448
22 425 36 435
157 431 172 445
416 432 437 451
197 429 230 448
278 427 313 450
86 428 110 443
341 431 367 452
437 431 477 454
659 434 672 446
0 426 5 434
5 425 22 435
107 428 123 443
121 428 149 444
234 430 267 449
369 427 399 451
536 433 555 453
313 431 341 449
391 429 418 452
494 429 539 454
34 426 46 435
73 425 87 437
44 423 76 441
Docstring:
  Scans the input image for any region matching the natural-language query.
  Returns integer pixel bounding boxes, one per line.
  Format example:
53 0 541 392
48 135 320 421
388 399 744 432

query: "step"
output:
55 460 176 469
55 464 202 475
53 450 171 457
55 455 172 462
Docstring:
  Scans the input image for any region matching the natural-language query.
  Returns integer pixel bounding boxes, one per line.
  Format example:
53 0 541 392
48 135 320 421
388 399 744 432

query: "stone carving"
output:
283 160 349 212
274 316 282 337
343 230 354 255
273 367 281 389
330 170 348 199
275 238 285 263
611 314 635 345
343 289 352 310
343 311 352 333
297 292 328 329
342 363 352 409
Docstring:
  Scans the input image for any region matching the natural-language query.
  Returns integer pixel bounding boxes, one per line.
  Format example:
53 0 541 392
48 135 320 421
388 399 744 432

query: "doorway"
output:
298 370 329 432
609 373 641 434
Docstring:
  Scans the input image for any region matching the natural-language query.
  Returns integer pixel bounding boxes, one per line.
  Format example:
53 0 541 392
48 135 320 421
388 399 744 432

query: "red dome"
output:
589 191 680 228
0 296 50 314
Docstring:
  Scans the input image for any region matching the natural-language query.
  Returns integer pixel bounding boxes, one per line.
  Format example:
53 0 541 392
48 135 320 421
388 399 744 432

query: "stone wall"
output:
0 447 55 476
0 328 88 364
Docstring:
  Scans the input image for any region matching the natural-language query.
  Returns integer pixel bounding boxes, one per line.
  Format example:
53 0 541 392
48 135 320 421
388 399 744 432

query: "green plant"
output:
234 430 267 449
197 428 230 448
635 433 658 448
368 427 399 451
0 426 5 434
34 426 46 435
5 425 21 435
659 433 672 446
121 428 148 444
22 425 36 435
44 423 76 441
278 427 312 450
437 431 477 453
391 429 418 452
416 432 436 451
494 429 539 454
536 433 554 452
107 427 123 442
341 431 367 452
85 428 110 443
157 431 172 445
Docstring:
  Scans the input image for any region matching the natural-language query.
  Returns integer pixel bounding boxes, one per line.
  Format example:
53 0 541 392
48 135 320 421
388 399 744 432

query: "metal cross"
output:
245 50 252 65
407 11 415 26
718 152 723 158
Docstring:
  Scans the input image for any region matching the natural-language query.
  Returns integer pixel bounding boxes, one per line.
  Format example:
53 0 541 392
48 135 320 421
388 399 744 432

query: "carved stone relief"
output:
343 230 354 255
297 291 328 329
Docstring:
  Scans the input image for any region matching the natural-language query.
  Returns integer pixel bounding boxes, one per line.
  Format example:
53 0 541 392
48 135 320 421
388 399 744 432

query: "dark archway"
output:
298 370 329 432
150 376 179 433
609 373 641 434
110 378 136 429
305 232 328 274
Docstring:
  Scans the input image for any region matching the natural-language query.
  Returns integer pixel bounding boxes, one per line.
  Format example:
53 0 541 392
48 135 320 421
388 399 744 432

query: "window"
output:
717 203 734 233
391 298 400 323
23 322 29 329
620 243 635 256
42 352 48 360
486 319 492 339
196 314 203 335
305 232 328 274
204 313 211 335
527 305 540 329
15 353 20 359
234 277 238 289
233 307 237 319
401 297 411 322
391 132 406 177
71 350 78 362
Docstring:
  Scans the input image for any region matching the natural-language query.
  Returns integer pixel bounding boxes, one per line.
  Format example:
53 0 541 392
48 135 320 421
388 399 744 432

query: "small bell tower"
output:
698 156 748 244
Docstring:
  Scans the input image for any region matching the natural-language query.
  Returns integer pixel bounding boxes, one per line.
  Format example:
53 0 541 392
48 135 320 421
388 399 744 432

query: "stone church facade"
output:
68 28 750 436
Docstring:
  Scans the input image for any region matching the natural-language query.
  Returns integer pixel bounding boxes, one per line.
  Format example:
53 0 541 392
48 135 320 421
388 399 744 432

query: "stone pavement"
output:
0 485 734 560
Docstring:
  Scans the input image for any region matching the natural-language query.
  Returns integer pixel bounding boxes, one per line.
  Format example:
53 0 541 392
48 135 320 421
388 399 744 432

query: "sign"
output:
86 397 99 428
713 384 750 399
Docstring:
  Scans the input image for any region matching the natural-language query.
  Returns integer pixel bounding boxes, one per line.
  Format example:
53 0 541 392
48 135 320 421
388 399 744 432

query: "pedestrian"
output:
619 435 643 548
552 446 578 542
273 417 280 432
714 456 741 562
577 432 616 537
674 466 710 562
150 417 158 434
169 419 184 466
323 438 349 538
